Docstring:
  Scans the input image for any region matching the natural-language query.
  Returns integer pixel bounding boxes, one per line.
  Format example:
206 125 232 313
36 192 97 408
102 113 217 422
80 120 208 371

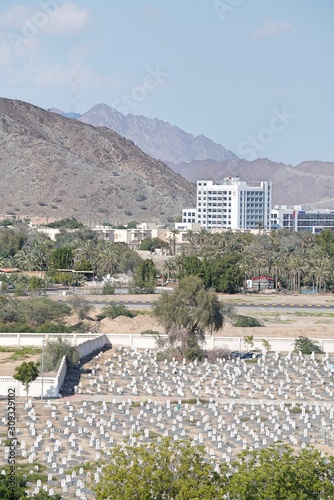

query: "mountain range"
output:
168 158 334 208
0 98 195 224
1 98 333 227
51 104 237 165
55 103 333 209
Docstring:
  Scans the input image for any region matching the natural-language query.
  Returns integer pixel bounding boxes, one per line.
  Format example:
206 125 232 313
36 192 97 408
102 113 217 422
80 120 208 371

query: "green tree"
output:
13 361 39 401
243 335 254 350
0 297 20 323
94 437 226 500
133 259 157 292
43 337 79 371
227 444 334 499
0 227 26 259
18 298 71 327
261 338 271 352
0 472 61 499
294 336 324 354
176 255 203 280
31 492 61 500
75 258 92 272
111 242 142 274
48 246 74 271
0 472 27 499
153 275 224 360
127 220 138 229
47 217 83 229
139 237 166 252
201 254 243 293
100 304 136 320
315 229 334 259
96 242 118 276
54 227 98 249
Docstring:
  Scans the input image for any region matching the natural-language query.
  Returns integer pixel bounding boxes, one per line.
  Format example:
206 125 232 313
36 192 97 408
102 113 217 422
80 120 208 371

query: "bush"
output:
47 271 74 285
36 323 69 333
18 298 71 327
100 304 136 320
294 336 324 354
47 217 83 229
102 282 115 295
129 286 155 294
43 337 79 371
0 323 34 333
233 315 263 327
69 296 93 320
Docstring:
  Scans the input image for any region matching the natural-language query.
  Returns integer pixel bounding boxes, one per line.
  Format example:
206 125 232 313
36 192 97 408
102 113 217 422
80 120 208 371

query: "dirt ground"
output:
86 291 334 339
96 309 334 339
0 351 57 377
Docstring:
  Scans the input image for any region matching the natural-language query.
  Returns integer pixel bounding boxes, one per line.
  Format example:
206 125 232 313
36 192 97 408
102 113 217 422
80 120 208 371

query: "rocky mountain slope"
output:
0 98 196 224
76 104 237 164
168 158 334 208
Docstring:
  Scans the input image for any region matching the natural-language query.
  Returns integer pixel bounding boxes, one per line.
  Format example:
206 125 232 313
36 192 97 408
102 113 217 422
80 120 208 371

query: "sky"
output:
0 0 333 166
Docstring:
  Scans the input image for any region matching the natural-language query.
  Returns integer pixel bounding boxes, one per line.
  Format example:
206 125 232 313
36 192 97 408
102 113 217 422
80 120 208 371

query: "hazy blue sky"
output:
0 0 333 165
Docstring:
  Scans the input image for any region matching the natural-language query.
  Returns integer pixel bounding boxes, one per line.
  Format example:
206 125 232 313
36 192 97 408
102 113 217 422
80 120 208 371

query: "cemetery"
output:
1 344 334 498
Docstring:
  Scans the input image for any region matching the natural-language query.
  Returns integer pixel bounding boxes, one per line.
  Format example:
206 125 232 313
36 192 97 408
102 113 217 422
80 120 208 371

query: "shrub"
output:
294 336 324 354
36 323 69 333
19 298 71 327
0 323 34 333
47 217 83 229
0 219 13 226
233 315 263 327
100 304 136 320
69 296 93 320
102 282 115 295
48 271 74 285
43 337 79 371
129 286 155 294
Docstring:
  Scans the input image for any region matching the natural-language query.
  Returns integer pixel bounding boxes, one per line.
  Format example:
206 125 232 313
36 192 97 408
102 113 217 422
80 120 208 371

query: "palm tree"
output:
74 240 98 270
168 229 179 256
183 230 197 256
194 228 209 255
164 259 176 281
96 243 119 276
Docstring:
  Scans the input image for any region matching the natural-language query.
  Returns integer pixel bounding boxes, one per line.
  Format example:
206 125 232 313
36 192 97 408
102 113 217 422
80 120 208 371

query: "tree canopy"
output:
227 444 334 499
153 275 224 359
94 437 226 500
94 440 334 500
13 361 39 401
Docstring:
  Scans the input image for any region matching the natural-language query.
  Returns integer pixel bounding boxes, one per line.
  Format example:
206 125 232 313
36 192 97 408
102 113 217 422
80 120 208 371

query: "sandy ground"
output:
83 291 334 339
0 351 57 377
96 312 334 339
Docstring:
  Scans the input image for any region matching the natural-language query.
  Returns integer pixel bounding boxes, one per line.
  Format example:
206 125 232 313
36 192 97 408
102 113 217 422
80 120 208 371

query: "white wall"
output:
0 333 333 353
0 335 112 398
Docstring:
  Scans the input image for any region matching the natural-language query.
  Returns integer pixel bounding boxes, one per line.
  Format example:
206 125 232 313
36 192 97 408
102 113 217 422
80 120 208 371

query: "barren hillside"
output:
0 98 196 224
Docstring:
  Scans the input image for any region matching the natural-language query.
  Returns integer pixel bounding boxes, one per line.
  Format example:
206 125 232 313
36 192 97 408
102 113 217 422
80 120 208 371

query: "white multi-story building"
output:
182 177 272 230
271 205 334 233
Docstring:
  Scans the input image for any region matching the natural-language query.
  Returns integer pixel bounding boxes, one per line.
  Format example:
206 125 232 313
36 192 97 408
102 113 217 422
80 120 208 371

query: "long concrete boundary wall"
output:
0 332 333 398
0 332 333 353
